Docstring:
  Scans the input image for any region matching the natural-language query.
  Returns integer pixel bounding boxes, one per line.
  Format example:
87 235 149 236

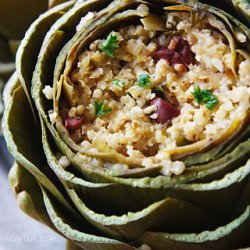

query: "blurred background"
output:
0 1 67 249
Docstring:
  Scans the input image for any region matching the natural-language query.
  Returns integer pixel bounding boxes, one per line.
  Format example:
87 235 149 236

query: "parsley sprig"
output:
137 73 151 88
101 33 119 57
192 86 218 110
113 79 124 88
94 101 112 118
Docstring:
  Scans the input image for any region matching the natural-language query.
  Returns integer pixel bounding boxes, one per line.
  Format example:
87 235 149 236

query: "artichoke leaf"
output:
141 14 166 31
2 73 77 215
66 188 223 241
16 1 74 127
9 161 55 230
41 186 135 250
136 205 250 250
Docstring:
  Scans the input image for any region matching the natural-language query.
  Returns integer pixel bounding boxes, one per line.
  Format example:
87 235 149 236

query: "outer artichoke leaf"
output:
2 72 77 215
0 0 48 40
41 186 135 250
136 205 250 250
186 139 250 183
74 157 250 216
66 189 223 241
63 161 250 235
16 1 74 125
8 161 55 230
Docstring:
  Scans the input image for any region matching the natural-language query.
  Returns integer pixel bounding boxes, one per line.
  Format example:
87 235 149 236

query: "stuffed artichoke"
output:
3 0 250 249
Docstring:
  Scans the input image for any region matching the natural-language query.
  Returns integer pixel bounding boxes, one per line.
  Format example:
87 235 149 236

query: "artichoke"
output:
2 0 250 249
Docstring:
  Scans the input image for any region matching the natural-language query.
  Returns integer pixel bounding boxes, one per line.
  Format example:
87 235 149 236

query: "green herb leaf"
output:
192 86 218 110
137 73 151 88
94 101 112 117
192 85 203 104
113 79 124 88
101 34 119 57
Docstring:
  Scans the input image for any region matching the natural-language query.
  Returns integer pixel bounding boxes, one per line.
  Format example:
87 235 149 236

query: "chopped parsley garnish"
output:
192 86 218 110
113 79 124 88
101 34 119 57
94 101 112 117
137 73 151 88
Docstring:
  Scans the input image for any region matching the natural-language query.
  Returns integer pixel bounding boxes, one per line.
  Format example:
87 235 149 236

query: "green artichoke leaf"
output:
66 189 223 241
2 72 77 216
16 1 75 127
136 205 250 250
41 186 135 250
62 161 250 239
9 156 125 250
9 161 55 230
